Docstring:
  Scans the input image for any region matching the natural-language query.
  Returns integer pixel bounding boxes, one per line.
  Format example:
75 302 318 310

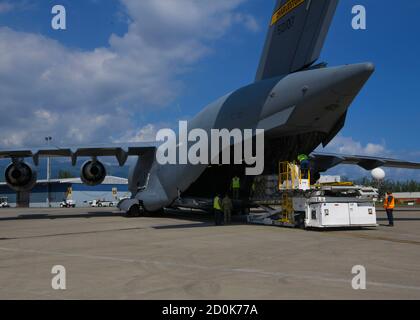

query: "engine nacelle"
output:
5 161 37 192
80 160 106 186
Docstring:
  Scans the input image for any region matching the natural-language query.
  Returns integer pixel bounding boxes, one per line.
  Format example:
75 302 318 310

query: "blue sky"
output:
0 0 419 180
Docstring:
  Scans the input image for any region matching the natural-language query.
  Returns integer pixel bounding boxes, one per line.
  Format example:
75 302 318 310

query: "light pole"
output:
45 136 52 207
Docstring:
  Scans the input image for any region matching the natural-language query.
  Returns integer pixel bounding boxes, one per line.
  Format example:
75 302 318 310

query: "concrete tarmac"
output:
0 207 420 300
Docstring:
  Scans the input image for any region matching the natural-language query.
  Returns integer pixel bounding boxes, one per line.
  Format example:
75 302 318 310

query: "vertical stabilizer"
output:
256 0 339 81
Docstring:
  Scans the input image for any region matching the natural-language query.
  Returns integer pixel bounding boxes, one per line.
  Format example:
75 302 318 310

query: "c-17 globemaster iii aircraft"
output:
1 0 419 215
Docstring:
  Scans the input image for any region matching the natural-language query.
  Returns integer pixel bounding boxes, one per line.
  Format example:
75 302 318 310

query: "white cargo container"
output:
304 199 377 228
248 185 378 229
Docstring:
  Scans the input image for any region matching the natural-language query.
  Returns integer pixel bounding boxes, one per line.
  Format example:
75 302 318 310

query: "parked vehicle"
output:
89 200 117 207
60 199 76 208
0 202 10 208
0 197 10 208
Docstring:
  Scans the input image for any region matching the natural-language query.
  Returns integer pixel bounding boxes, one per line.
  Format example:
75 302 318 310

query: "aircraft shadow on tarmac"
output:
0 209 247 231
1 210 419 232
152 222 215 230
0 208 216 223
0 211 120 222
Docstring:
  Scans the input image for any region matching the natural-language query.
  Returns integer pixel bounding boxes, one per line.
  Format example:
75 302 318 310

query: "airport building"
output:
0 176 130 208
393 192 420 205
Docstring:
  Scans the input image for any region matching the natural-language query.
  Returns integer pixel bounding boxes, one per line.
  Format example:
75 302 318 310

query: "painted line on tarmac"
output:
1 246 420 293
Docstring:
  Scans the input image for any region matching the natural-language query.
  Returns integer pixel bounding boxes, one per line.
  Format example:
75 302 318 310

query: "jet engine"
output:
5 161 37 192
80 160 106 186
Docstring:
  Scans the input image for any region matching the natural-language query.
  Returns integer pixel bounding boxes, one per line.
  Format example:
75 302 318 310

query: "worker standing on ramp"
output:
298 154 310 179
231 176 241 200
222 194 233 225
213 194 223 226
384 191 395 227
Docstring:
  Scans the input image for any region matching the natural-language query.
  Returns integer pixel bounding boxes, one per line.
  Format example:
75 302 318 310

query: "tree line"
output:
349 177 420 196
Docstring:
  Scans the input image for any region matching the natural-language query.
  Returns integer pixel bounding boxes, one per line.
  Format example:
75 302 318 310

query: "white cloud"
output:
0 0 255 148
233 13 260 32
116 123 162 143
320 135 387 156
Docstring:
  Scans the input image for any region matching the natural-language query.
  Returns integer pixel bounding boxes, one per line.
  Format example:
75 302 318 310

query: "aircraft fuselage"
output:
132 63 375 211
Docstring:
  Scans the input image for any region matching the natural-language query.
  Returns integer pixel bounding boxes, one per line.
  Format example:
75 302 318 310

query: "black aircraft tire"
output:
126 204 141 218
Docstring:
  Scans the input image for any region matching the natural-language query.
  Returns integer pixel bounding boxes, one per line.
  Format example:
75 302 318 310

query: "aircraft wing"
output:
0 142 159 167
310 153 420 172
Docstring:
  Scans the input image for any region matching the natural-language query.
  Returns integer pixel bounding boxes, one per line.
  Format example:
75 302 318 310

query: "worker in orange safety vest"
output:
383 191 395 227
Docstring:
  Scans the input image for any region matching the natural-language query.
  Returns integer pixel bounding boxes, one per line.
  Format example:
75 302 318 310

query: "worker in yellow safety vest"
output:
383 191 395 227
297 154 310 179
213 194 223 226
231 176 241 199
